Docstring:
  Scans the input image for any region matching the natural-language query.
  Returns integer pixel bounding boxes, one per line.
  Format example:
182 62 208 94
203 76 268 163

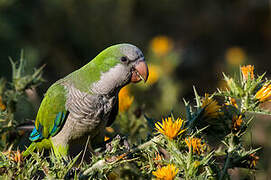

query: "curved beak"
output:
131 60 149 83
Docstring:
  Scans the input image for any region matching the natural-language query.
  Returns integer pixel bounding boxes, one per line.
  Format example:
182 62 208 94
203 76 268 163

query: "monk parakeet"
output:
23 44 148 158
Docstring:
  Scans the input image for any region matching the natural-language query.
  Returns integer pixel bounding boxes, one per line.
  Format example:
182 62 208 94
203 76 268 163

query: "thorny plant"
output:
0 54 266 180
0 51 44 150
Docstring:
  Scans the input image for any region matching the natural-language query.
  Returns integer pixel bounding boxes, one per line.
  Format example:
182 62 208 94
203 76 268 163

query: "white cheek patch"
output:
91 64 129 94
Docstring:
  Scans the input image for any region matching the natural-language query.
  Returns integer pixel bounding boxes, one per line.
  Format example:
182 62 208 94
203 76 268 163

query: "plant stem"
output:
219 153 231 180
81 135 162 177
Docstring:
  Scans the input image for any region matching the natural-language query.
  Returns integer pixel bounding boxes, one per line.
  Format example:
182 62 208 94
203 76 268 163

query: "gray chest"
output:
64 85 116 139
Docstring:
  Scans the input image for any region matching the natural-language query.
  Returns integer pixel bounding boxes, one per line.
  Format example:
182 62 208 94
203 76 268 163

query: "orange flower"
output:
0 96 6 111
225 97 238 108
14 150 23 163
232 115 243 131
185 137 206 155
106 127 115 133
118 86 134 112
154 152 163 161
241 65 254 81
255 83 271 102
248 153 259 168
229 97 238 108
201 94 221 118
3 150 23 163
151 36 173 56
152 164 179 180
155 117 186 140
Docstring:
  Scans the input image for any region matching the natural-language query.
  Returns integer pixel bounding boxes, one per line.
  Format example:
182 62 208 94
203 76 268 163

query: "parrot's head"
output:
90 43 149 94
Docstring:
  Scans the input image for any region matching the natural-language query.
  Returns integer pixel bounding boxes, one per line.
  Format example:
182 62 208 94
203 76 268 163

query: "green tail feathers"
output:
23 139 53 157
23 142 37 157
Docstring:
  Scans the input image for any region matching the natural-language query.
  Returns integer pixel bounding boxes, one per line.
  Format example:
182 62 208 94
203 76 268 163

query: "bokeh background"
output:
1 0 271 179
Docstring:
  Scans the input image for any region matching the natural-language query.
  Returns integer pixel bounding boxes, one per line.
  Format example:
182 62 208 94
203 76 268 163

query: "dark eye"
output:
120 56 128 63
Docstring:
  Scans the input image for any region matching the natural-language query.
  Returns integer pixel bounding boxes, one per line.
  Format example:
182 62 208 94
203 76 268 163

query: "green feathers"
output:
30 83 68 141
24 43 146 158
69 44 124 92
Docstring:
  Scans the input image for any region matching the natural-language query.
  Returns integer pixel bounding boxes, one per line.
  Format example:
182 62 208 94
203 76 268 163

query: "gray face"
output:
119 44 144 63
91 44 146 95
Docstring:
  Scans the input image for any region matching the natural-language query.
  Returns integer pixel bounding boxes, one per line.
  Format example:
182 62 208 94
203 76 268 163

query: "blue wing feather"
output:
28 83 68 142
29 123 43 141
50 111 68 137
29 111 68 142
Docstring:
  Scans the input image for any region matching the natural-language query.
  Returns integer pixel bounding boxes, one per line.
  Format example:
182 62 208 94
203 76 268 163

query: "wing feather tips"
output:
29 111 69 141
29 124 43 141
50 111 68 137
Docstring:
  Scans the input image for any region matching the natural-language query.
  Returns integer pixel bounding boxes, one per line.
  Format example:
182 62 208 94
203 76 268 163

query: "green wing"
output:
29 83 68 141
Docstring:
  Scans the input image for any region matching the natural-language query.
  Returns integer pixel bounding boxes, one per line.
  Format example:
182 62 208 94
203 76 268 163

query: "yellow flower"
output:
155 117 186 140
255 83 271 102
201 94 221 118
104 136 110 141
232 115 243 131
225 47 246 65
241 65 254 81
185 137 206 155
118 86 134 112
151 36 173 56
152 164 179 180
147 64 160 85
193 161 201 168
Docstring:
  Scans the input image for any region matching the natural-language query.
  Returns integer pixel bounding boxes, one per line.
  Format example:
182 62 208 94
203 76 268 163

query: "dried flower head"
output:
118 86 134 112
201 94 221 118
151 36 173 56
152 164 179 180
155 117 186 140
255 83 271 102
107 171 118 180
185 137 206 155
241 65 254 81
232 115 243 131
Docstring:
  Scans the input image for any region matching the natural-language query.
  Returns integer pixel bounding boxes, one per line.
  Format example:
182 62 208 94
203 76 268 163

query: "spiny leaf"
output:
193 86 201 107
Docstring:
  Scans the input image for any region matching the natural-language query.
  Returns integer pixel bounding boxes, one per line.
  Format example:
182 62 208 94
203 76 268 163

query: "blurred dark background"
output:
2 0 271 87
1 0 271 178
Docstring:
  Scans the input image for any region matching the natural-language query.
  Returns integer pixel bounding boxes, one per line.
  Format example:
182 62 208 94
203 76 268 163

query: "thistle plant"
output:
0 54 267 179
0 51 44 150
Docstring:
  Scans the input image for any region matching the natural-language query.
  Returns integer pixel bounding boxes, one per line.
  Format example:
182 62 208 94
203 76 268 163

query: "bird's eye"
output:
120 56 128 63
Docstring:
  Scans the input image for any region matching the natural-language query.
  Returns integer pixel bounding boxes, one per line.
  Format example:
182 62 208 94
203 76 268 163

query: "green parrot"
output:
23 44 148 158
